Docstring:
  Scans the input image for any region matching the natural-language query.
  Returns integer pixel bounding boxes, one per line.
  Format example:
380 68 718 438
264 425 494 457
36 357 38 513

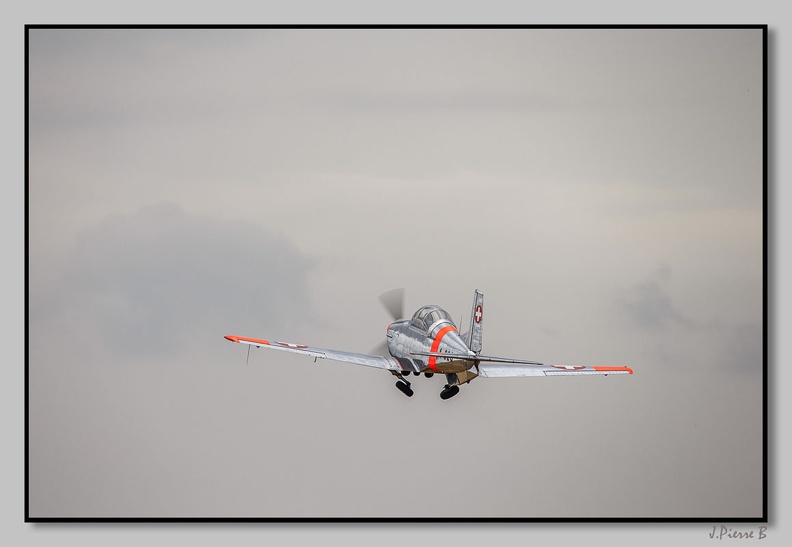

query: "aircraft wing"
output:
224 335 403 371
477 362 633 378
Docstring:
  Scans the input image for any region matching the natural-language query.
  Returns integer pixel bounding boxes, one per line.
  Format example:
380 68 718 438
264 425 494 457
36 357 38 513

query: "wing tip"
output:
593 366 633 374
225 335 271 346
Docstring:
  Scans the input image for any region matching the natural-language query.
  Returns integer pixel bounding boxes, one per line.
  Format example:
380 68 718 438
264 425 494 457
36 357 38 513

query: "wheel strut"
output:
396 380 414 397
390 370 414 397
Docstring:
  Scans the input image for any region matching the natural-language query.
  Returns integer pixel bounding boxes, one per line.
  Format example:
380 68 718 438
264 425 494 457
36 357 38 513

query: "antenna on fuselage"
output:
246 344 251 366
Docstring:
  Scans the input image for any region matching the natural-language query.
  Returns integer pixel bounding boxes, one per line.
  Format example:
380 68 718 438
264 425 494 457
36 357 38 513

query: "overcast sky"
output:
25 26 765 521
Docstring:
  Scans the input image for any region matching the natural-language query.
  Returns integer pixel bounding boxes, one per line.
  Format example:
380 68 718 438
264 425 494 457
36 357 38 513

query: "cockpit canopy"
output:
409 305 455 333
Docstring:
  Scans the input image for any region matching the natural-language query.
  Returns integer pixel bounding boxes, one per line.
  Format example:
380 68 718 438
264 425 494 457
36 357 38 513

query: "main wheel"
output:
440 385 459 400
396 381 414 397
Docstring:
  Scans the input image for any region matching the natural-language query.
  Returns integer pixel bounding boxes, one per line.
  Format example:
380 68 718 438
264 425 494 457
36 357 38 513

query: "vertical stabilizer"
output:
467 290 484 354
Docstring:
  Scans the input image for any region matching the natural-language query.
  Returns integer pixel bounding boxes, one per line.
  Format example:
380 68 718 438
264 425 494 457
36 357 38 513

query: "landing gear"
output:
390 370 414 397
440 385 459 400
395 380 414 397
424 372 434 378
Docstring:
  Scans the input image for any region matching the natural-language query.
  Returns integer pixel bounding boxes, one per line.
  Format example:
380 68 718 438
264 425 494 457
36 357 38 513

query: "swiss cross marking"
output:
474 305 483 323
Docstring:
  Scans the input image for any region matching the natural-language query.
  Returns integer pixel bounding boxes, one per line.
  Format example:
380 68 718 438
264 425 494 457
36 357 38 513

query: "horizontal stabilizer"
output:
411 350 476 360
411 350 544 366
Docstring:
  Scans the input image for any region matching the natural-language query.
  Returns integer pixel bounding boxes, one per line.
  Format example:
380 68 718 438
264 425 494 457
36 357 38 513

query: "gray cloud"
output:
31 202 314 359
618 268 762 375
620 279 696 331
716 321 764 373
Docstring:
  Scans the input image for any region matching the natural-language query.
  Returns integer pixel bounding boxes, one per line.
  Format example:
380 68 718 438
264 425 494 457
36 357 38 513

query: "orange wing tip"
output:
224 335 270 345
594 366 633 374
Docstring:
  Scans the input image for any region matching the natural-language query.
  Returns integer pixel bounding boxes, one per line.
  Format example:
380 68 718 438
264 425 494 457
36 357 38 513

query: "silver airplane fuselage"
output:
386 305 475 375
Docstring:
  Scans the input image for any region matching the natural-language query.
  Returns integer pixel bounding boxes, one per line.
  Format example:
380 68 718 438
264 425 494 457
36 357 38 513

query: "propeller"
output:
371 288 406 356
378 288 406 321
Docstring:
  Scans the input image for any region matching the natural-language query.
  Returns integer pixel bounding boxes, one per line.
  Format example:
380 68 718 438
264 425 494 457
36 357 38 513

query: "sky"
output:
23 25 766 521
6 1 787 543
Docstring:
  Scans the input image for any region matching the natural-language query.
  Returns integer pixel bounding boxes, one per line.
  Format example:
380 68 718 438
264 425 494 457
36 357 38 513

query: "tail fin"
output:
467 289 484 354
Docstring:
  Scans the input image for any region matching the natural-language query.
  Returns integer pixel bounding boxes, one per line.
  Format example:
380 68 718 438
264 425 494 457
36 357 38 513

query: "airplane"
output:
224 289 632 400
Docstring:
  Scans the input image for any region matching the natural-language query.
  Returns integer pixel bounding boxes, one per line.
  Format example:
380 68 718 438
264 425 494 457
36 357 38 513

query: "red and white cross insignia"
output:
474 305 483 323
